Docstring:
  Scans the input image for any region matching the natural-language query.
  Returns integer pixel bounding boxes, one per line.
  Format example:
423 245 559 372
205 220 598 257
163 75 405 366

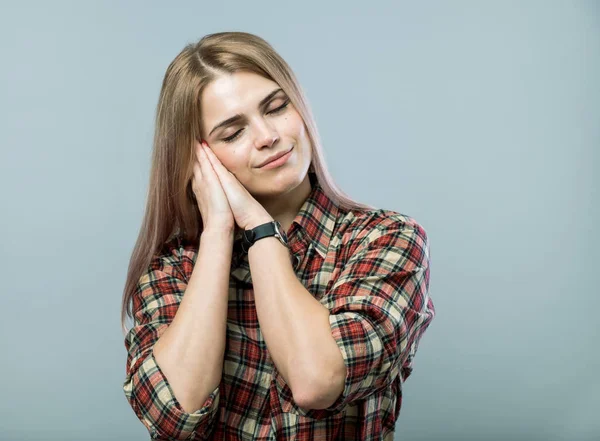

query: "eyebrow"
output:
207 88 285 137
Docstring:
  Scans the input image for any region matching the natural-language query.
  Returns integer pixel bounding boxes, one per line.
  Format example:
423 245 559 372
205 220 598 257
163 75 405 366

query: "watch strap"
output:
241 221 288 253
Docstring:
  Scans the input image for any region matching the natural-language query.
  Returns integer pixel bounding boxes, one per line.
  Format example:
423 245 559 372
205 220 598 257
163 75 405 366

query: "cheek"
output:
283 112 306 139
218 149 246 171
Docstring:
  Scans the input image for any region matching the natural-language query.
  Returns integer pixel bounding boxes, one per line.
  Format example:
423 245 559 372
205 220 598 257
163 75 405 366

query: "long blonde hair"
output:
121 31 375 334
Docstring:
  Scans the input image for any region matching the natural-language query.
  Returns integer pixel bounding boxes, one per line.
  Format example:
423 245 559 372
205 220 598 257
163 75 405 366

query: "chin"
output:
251 166 306 195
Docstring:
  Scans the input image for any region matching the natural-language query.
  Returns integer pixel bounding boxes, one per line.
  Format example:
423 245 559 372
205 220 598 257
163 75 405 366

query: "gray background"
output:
0 1 598 440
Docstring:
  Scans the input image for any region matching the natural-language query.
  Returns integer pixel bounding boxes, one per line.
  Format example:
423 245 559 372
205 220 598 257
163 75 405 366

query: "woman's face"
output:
200 71 312 198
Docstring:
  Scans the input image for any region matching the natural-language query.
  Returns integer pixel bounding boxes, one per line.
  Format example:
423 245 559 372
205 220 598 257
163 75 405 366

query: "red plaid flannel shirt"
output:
123 174 435 440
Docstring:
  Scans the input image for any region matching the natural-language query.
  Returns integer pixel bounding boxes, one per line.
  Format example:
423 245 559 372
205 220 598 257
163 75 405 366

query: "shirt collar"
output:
290 172 339 259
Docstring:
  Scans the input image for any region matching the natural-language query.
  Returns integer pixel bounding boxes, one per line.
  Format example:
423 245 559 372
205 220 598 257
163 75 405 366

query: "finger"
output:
192 161 202 181
201 144 222 169
197 144 216 180
202 143 234 182
197 145 227 197
191 163 202 197
200 142 228 182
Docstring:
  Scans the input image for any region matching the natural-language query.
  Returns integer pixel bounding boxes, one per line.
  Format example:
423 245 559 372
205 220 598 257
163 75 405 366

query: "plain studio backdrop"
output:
0 1 598 440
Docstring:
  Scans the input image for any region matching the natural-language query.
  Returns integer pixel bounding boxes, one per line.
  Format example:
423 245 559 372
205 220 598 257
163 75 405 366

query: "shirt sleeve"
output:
311 219 435 418
122 251 220 440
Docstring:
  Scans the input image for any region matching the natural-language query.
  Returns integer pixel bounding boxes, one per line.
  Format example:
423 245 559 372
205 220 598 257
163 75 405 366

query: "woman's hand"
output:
191 140 235 233
196 140 272 231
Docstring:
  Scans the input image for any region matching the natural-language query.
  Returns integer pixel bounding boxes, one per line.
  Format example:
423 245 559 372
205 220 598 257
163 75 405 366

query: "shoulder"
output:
336 208 430 269
150 235 199 283
338 207 428 246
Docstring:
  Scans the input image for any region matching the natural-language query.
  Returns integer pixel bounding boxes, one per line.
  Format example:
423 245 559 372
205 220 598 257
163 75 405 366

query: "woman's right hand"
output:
191 139 235 233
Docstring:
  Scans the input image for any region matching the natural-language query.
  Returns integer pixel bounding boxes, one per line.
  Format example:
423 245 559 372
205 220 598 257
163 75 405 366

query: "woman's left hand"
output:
198 140 272 230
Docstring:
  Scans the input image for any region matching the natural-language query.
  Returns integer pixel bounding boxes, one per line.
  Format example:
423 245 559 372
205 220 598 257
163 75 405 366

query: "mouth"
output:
257 146 294 169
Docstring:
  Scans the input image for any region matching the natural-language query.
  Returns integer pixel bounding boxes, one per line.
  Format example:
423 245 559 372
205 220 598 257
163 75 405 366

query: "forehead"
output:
200 72 280 120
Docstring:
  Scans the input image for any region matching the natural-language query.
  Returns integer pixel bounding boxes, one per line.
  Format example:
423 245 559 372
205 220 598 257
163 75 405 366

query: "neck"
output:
256 173 313 233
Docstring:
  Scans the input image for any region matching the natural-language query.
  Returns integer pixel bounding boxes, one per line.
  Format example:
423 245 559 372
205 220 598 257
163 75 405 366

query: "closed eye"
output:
221 100 290 143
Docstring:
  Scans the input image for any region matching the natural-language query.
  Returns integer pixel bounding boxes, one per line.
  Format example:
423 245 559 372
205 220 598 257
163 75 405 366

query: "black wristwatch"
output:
241 220 289 253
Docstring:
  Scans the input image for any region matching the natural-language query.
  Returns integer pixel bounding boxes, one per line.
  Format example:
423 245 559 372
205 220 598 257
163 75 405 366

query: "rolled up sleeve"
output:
317 220 435 416
122 254 220 440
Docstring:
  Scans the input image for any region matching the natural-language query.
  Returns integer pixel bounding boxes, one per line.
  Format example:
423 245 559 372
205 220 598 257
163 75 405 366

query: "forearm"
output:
152 229 233 413
246 220 345 407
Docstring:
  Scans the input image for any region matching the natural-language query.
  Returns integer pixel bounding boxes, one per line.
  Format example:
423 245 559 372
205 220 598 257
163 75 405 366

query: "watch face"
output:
274 221 289 244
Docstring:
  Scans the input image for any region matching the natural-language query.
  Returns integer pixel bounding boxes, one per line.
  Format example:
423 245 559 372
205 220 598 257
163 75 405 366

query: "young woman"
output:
121 31 435 440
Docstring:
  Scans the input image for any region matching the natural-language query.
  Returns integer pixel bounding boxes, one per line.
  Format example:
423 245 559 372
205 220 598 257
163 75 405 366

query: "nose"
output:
253 119 279 149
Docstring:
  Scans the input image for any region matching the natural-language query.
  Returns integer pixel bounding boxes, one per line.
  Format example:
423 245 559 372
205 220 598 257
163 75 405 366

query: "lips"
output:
257 147 293 168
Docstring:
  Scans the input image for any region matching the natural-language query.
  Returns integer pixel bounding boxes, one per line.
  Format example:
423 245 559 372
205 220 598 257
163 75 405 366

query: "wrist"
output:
244 214 274 231
201 227 235 239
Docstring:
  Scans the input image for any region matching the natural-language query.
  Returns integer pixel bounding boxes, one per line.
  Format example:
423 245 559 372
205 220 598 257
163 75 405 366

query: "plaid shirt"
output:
123 173 435 440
